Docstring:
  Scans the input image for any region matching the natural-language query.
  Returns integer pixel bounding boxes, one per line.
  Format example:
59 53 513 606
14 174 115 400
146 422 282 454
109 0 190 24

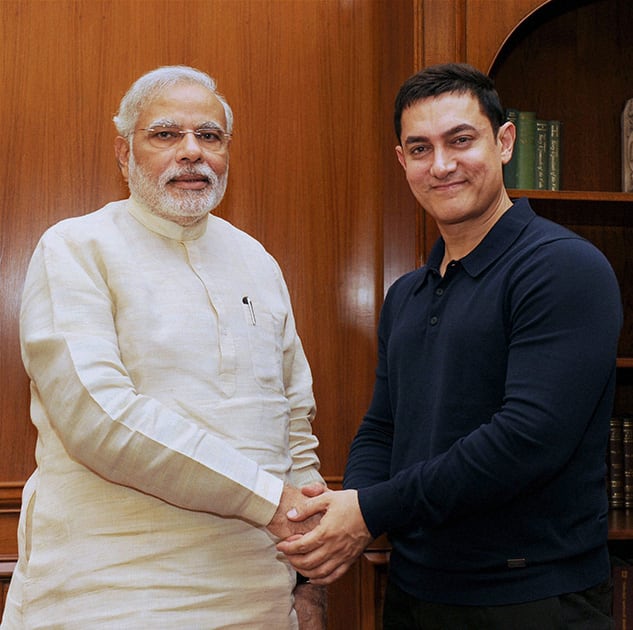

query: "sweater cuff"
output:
358 479 409 539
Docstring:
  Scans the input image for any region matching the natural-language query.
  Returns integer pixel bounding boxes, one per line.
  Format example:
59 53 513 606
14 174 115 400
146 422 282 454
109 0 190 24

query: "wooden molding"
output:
0 482 23 512
0 483 22 557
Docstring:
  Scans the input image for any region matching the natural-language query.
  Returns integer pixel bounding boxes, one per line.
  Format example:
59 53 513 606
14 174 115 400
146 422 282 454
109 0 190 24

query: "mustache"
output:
158 164 220 187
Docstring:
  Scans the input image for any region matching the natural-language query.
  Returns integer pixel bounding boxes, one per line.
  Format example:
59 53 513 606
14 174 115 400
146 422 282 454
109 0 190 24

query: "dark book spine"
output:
612 564 628 629
624 416 633 509
610 416 625 509
623 98 633 193
515 111 536 189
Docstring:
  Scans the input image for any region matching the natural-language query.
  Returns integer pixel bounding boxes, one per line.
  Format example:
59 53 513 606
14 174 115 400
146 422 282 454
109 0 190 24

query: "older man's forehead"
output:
139 83 227 128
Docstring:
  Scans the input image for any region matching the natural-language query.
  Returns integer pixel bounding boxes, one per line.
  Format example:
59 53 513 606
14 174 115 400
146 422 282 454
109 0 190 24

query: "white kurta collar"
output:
126 196 208 241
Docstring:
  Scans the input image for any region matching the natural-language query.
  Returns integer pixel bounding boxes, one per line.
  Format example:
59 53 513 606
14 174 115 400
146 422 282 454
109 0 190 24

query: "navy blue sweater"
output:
344 199 623 605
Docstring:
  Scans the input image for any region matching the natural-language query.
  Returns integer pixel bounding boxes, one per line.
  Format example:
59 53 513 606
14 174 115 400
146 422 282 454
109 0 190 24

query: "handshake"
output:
267 484 373 585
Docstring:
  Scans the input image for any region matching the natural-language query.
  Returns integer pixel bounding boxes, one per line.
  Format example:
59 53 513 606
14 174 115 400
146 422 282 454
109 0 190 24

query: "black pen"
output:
242 296 256 325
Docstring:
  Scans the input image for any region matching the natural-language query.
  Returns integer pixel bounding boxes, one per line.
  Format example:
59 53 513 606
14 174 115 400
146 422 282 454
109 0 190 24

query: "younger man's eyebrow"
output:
403 123 478 145
403 134 428 145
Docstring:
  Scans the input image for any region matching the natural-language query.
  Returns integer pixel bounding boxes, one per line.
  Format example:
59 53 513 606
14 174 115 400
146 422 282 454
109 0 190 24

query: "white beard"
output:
127 151 228 226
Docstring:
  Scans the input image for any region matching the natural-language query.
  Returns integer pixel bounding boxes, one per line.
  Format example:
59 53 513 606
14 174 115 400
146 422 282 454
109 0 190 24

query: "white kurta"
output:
2 198 323 629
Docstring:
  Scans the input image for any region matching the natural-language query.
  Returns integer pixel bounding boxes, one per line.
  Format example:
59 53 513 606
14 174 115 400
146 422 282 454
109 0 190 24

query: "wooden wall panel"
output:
0 1 417 626
0 0 409 485
379 1 420 290
418 0 466 68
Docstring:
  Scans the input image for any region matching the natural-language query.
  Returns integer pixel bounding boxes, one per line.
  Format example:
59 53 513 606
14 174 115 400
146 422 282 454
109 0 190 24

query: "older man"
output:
2 66 324 629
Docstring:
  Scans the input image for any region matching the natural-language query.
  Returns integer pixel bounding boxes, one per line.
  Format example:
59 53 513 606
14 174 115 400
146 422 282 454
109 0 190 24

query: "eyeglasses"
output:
134 125 232 152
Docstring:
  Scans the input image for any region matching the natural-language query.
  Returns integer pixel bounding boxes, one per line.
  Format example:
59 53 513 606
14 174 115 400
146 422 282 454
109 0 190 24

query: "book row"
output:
608 416 633 510
503 109 561 191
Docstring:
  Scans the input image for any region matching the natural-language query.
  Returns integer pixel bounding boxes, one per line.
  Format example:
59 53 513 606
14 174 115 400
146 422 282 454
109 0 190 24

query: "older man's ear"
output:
114 136 130 181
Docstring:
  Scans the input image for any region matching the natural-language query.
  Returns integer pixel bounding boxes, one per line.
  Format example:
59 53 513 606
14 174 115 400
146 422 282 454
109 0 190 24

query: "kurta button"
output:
430 316 439 325
435 288 444 296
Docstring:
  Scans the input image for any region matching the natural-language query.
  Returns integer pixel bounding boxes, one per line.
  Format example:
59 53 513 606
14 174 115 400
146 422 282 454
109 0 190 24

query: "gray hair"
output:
113 65 234 137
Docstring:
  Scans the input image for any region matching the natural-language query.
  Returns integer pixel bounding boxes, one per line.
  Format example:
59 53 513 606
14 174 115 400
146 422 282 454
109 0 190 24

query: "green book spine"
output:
547 120 561 190
503 108 519 188
534 120 549 190
515 111 536 189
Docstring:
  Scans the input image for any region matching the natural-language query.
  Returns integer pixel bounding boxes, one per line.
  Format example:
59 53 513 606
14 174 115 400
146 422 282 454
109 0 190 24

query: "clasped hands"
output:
267 483 373 585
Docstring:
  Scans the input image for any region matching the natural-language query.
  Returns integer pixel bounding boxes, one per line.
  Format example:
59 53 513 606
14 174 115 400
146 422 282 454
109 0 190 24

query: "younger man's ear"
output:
498 121 516 166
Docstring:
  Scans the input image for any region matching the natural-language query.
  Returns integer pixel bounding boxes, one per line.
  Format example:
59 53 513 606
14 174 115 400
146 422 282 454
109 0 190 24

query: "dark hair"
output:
394 63 505 141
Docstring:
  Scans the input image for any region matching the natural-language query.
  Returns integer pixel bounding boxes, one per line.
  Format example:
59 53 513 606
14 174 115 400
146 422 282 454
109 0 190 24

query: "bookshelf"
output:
491 0 633 550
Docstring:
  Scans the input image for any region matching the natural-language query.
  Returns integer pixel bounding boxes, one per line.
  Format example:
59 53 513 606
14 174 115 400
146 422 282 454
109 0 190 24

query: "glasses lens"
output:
144 126 228 151
195 128 225 149
146 126 181 148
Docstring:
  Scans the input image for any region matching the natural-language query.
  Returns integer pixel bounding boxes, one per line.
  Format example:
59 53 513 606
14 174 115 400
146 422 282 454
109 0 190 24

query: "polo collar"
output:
415 197 535 290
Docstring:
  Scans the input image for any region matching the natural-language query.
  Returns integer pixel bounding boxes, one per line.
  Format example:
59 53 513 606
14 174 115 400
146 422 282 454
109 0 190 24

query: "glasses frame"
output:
132 125 232 152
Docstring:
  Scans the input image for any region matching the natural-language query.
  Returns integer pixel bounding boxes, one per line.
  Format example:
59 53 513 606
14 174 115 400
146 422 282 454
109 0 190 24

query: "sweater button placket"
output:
430 283 444 326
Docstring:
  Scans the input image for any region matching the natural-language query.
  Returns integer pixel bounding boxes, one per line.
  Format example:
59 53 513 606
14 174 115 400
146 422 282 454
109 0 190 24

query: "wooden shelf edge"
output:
509 189 633 202
609 510 633 540
617 358 633 369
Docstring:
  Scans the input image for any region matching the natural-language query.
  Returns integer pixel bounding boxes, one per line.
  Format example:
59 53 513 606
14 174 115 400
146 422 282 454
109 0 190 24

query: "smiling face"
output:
395 91 514 237
115 82 231 226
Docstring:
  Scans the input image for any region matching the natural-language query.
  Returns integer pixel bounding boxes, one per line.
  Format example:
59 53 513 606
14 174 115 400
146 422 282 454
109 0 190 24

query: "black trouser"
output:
382 579 614 630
